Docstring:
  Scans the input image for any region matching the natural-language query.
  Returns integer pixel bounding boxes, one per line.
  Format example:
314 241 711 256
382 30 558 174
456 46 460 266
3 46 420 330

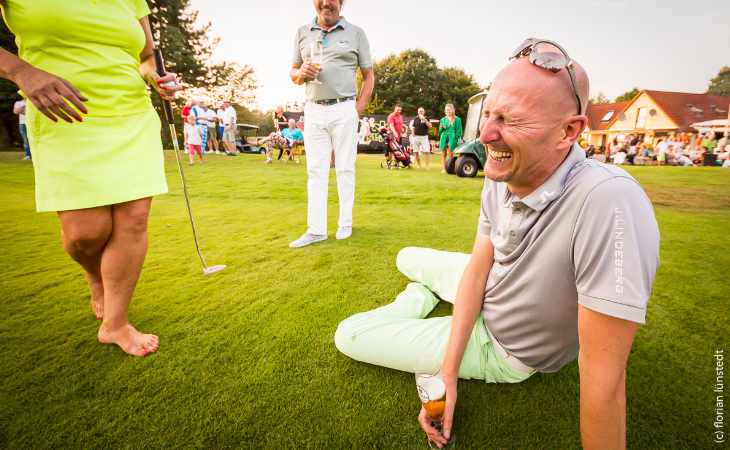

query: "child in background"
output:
185 115 204 165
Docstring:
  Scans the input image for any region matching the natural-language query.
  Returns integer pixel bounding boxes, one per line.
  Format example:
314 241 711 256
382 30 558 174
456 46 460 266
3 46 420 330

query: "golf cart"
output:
444 90 488 177
236 123 266 154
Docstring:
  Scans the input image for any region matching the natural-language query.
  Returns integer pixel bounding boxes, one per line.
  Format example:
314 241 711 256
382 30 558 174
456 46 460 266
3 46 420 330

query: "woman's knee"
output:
61 220 111 256
114 199 151 235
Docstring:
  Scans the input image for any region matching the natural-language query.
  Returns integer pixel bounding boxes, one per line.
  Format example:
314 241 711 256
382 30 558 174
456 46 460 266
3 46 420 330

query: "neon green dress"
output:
1 0 167 212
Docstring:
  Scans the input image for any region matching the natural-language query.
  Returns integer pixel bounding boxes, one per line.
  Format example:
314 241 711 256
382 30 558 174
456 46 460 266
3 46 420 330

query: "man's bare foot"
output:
86 277 104 320
98 323 159 356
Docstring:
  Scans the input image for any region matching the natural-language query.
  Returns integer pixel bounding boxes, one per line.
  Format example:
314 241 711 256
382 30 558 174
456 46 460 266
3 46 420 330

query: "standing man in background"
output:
221 100 238 155
411 107 432 169
13 98 30 160
205 106 220 154
387 103 404 146
288 0 374 248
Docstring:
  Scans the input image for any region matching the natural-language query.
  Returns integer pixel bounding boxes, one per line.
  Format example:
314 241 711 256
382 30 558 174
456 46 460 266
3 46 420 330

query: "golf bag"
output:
379 126 412 169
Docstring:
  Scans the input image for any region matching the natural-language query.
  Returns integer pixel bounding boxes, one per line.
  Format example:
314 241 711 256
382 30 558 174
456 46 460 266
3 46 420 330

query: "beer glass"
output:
309 41 323 85
415 372 453 448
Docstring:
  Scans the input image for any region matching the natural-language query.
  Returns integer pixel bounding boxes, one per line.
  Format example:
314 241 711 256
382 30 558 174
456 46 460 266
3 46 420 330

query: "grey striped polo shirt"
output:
478 144 660 372
292 17 372 101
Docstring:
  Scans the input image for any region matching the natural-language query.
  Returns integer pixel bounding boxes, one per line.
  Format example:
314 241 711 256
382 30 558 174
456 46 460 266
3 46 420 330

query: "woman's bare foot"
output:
97 323 159 356
86 276 104 320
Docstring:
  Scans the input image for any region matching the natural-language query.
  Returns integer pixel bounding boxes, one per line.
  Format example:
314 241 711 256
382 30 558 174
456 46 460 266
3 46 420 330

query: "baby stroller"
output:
379 126 412 169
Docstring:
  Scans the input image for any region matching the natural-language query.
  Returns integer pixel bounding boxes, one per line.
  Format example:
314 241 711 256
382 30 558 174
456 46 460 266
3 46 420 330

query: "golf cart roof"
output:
463 90 489 142
468 90 488 105
237 123 260 130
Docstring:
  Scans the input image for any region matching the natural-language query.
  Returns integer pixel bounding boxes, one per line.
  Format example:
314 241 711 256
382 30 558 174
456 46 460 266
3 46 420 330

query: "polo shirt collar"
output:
310 16 346 32
511 144 586 212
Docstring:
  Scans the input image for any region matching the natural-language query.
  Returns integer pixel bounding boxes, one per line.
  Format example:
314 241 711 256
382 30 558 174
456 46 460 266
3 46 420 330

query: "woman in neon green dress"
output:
438 103 463 173
0 0 179 356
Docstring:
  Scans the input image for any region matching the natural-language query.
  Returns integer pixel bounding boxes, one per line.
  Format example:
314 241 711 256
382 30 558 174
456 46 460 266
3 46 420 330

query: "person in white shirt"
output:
216 107 226 148
13 99 30 160
221 101 238 155
184 114 204 165
204 107 220 153
189 99 208 155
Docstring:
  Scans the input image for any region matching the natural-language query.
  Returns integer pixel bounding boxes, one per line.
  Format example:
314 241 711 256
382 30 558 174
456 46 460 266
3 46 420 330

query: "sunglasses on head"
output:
510 38 583 116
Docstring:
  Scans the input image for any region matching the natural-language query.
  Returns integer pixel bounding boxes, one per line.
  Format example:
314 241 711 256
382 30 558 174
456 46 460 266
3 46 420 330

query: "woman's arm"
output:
138 17 179 100
0 48 87 122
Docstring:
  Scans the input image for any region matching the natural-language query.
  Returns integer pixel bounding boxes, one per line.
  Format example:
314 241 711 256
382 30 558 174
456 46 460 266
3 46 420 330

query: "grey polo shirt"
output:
292 17 372 101
478 144 660 373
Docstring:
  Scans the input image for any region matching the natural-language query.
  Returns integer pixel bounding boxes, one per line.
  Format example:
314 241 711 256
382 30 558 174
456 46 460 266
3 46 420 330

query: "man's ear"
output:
561 115 588 147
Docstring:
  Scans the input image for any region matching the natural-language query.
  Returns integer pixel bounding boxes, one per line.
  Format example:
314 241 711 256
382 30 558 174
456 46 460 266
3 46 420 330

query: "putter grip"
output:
153 48 175 124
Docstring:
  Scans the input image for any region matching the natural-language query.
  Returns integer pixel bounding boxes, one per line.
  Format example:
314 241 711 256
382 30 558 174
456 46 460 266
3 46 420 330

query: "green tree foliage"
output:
707 66 730 96
146 0 219 88
370 49 482 118
590 92 610 104
207 63 258 107
614 87 640 103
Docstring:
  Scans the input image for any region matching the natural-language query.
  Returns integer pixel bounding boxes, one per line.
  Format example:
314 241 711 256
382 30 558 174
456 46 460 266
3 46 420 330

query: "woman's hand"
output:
146 71 181 101
13 64 88 123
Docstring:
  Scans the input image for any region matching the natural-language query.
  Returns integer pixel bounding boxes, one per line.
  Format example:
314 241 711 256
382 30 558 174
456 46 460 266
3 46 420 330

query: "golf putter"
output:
152 43 226 276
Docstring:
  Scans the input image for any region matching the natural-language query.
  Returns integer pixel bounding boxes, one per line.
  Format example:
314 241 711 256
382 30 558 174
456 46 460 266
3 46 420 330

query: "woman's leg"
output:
58 207 114 319
440 148 446 171
97 197 159 356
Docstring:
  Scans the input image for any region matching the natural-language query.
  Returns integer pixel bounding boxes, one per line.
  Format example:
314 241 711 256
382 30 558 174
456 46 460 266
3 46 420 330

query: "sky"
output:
189 0 730 111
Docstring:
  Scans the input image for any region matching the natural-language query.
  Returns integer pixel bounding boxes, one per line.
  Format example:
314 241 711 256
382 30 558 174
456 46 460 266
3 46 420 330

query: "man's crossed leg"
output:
335 247 533 383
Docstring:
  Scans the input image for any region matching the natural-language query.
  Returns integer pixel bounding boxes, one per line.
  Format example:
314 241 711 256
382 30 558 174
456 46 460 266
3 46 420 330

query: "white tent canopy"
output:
691 119 729 133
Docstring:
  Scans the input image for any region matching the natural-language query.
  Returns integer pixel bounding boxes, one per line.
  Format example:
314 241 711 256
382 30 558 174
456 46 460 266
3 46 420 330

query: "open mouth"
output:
488 148 513 162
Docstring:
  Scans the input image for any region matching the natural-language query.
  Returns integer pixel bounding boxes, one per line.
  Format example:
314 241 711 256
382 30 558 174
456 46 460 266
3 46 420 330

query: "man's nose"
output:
479 118 500 146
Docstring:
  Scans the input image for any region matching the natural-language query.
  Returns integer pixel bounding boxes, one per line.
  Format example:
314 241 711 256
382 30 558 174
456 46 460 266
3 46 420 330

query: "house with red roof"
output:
585 90 730 150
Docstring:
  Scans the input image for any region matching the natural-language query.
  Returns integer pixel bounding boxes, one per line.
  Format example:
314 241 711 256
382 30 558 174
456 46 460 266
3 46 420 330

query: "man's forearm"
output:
441 235 493 376
579 378 626 450
356 69 374 112
441 270 486 376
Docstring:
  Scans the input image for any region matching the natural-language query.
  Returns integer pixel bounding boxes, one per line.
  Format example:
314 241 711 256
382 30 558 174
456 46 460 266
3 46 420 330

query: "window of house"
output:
601 111 614 122
635 107 649 128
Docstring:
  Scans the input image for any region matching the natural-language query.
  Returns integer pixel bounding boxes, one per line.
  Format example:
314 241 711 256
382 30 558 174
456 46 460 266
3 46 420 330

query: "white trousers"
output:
303 100 359 236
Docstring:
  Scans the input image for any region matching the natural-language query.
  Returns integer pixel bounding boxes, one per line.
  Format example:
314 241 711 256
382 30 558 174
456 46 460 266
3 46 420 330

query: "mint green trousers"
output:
334 247 534 383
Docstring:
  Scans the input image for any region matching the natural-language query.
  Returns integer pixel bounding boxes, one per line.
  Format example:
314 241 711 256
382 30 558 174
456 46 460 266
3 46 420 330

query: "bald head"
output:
492 57 589 120
479 51 590 196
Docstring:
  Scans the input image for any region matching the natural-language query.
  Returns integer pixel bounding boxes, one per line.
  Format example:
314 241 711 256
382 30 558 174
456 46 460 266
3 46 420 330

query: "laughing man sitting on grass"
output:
335 38 660 450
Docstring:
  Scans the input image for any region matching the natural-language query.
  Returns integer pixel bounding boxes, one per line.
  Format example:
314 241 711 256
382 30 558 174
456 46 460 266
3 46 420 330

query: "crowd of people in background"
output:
13 87 726 172
180 98 238 164
257 102 465 173
594 131 730 168
263 105 305 164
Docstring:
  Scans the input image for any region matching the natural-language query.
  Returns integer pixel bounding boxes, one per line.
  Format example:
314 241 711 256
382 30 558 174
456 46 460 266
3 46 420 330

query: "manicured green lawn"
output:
0 151 728 449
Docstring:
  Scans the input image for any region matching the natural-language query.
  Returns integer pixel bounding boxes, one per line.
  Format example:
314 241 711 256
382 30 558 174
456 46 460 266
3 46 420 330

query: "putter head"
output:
203 264 226 276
